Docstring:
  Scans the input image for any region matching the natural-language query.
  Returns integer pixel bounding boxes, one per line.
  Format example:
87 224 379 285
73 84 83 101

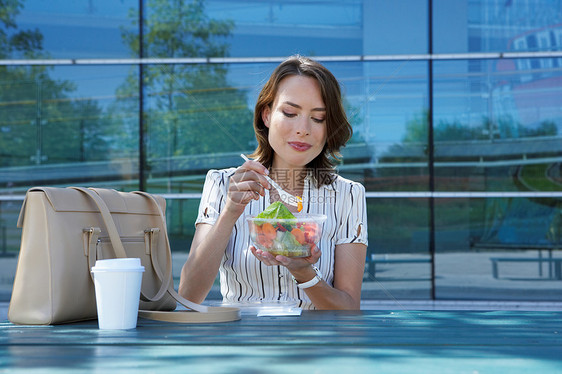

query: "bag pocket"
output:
85 228 176 310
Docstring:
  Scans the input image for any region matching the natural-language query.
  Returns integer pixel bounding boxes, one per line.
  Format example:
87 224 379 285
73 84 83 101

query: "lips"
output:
288 141 312 152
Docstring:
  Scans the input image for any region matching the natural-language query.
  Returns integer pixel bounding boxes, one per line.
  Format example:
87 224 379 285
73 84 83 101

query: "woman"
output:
179 55 368 310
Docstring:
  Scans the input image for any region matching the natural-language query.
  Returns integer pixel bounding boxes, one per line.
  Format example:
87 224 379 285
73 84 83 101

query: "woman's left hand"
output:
250 245 321 272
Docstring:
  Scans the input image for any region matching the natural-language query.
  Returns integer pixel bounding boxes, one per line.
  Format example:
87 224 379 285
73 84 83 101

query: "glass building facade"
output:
1 0 561 303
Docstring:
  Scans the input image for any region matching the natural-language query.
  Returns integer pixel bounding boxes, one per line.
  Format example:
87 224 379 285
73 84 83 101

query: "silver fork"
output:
240 154 301 208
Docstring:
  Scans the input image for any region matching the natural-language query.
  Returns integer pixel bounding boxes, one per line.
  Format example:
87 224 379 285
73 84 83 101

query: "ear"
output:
261 106 271 128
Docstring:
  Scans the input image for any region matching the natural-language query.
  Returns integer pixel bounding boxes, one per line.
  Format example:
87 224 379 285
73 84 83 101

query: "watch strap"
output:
293 266 322 289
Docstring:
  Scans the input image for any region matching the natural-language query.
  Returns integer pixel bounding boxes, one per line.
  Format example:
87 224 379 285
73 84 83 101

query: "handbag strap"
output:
137 306 241 323
71 187 172 305
133 191 241 322
92 188 174 304
72 187 240 322
131 191 211 314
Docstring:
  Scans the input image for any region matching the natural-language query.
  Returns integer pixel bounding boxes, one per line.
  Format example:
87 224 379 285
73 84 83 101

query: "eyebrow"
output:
283 101 326 112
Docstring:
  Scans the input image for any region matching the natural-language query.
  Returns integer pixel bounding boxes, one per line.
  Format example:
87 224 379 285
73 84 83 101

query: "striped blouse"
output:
195 167 368 309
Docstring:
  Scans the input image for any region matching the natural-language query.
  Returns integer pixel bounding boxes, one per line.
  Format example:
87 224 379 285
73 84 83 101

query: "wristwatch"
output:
292 266 322 289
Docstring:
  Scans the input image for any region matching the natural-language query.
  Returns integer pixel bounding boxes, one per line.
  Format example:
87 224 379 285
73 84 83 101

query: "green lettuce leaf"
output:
256 201 296 220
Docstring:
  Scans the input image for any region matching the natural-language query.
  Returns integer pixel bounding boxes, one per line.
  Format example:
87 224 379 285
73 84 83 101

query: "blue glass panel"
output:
432 56 562 302
363 198 432 300
362 0 428 55
143 62 257 192
9 0 137 59
434 196 562 302
142 0 426 58
434 0 562 53
435 58 562 138
0 65 139 189
433 58 562 191
205 0 364 57
141 60 429 192
360 61 429 147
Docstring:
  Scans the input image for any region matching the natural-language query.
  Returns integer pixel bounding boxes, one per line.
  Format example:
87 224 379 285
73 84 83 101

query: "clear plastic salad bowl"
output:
247 214 327 257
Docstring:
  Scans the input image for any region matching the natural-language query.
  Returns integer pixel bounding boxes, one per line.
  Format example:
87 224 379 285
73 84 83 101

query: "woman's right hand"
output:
224 159 271 217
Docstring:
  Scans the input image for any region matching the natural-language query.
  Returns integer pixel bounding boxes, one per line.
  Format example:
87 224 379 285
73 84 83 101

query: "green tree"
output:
115 0 254 176
0 0 43 59
401 109 429 143
0 0 107 169
520 120 558 137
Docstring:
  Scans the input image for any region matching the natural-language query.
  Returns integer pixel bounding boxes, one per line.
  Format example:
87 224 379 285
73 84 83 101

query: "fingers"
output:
250 246 281 266
240 158 269 178
306 244 322 264
229 179 264 202
228 160 271 204
250 245 322 269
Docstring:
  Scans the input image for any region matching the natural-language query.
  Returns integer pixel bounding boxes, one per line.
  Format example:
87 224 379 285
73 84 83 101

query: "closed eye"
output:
283 111 297 118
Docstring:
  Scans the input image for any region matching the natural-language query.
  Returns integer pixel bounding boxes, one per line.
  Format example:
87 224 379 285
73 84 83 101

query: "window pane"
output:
141 60 433 299
6 0 428 60
143 62 257 194
206 0 364 57
143 0 427 59
353 61 431 299
435 197 562 301
3 0 562 305
143 60 430 193
359 60 429 192
434 0 562 53
362 0 428 55
363 198 432 300
433 58 562 191
433 56 562 301
0 65 139 190
10 0 137 59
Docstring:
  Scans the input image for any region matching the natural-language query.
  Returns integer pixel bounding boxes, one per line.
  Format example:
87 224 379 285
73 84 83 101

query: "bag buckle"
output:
83 227 101 257
144 228 160 255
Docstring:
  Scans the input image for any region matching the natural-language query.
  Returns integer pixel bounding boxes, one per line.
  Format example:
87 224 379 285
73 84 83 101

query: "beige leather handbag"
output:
8 187 240 325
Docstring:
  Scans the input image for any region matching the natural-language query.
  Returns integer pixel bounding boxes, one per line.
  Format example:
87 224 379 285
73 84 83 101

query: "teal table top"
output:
1 310 562 373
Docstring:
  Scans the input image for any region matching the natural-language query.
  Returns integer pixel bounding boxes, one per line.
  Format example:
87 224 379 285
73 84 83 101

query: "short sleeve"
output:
335 181 368 246
195 168 234 226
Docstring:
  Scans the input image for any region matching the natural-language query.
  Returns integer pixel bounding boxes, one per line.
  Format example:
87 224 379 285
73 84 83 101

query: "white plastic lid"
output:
91 258 145 272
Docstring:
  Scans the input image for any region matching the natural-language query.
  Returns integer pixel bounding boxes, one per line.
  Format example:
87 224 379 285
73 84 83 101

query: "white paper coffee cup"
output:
91 258 145 330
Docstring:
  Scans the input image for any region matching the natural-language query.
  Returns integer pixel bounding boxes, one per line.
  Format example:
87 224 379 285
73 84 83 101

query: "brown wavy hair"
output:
249 55 352 187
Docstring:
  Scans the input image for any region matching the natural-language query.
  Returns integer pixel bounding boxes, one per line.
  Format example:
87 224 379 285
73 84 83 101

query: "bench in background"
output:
365 254 431 280
490 257 562 280
472 242 561 279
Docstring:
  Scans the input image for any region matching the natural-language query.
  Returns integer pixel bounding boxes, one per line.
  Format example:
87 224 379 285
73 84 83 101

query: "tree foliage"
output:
401 109 558 144
113 0 254 173
0 0 107 169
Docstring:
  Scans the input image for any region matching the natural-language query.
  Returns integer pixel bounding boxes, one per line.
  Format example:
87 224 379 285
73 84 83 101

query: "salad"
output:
247 202 326 257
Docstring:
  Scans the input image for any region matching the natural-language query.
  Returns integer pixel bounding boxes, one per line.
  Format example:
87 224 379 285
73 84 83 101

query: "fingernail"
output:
264 168 269 175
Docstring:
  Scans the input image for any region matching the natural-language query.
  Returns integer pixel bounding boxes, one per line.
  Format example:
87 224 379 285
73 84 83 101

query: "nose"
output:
295 115 311 136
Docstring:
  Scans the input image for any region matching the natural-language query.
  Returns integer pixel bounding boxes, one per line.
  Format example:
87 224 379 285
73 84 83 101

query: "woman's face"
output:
262 75 327 170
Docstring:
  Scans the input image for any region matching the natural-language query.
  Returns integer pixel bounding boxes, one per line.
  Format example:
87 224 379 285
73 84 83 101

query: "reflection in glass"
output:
345 61 431 300
356 61 429 193
206 0 363 57
142 63 255 193
0 65 139 189
13 0 137 59
433 58 562 192
363 198 431 300
434 0 562 53
432 54 562 302
2 0 562 303
435 196 562 301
